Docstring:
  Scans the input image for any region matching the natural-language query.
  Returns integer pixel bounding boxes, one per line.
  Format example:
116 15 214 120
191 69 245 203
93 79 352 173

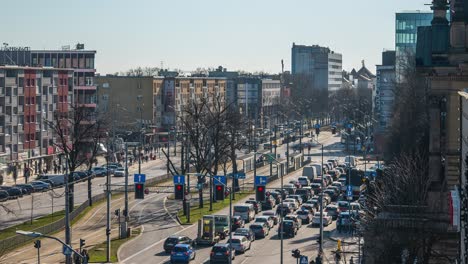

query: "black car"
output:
210 243 235 263
245 200 262 213
276 204 292 217
295 188 312 202
163 235 195 253
72 171 89 181
277 220 298 238
261 195 275 210
15 184 34 195
231 216 245 231
274 189 287 200
0 186 23 199
233 228 255 242
0 190 9 202
269 192 282 205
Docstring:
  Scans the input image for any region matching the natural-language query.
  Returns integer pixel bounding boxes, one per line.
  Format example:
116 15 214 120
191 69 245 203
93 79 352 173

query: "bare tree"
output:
44 104 107 211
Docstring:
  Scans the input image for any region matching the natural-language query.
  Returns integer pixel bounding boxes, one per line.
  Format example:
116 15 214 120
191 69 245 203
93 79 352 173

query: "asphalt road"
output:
0 155 180 230
118 131 353 264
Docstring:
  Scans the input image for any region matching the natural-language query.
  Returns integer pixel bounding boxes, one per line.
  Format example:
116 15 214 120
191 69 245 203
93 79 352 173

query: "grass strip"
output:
177 191 254 224
87 227 141 263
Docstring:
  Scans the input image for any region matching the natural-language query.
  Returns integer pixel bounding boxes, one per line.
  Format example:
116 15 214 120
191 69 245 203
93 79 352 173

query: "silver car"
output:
227 235 251 253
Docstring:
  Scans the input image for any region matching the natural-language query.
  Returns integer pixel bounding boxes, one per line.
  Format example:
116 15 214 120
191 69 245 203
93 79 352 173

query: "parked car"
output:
72 171 89 181
254 216 274 229
210 243 235 263
0 190 9 202
170 244 196 263
249 223 269 238
164 235 195 253
296 209 313 224
284 214 302 228
312 212 332 227
325 204 339 220
231 216 245 231
0 186 23 199
233 228 255 242
245 199 262 214
90 167 108 177
14 184 34 195
277 220 298 238
114 168 125 177
227 235 251 254
29 181 51 192
102 164 118 175
262 210 279 225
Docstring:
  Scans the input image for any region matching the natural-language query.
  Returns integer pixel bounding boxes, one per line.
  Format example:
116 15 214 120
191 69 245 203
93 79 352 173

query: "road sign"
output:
133 174 146 183
300 256 308 264
62 245 72 256
230 172 246 179
213 175 226 185
173 175 185 185
255 176 268 186
347 185 352 197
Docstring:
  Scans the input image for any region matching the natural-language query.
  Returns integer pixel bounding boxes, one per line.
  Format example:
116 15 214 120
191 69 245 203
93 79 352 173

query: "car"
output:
296 209 313 224
283 184 297 195
0 190 9 202
297 176 310 187
287 195 303 205
274 189 287 200
164 235 196 253
233 228 255 242
301 203 316 214
170 244 196 263
283 198 299 210
337 211 353 232
249 223 269 238
102 164 118 175
114 168 125 177
227 235 251 254
328 170 341 180
90 167 108 177
288 180 302 189
277 220 298 238
324 189 338 201
312 212 332 227
269 191 282 205
245 199 262 213
231 216 245 231
327 159 338 168
310 183 322 193
210 243 235 263
0 186 23 199
29 181 51 192
254 216 274 229
312 178 324 186
261 195 276 210
332 181 343 190
295 187 313 202
324 175 333 186
325 204 339 220
14 184 34 195
337 201 350 212
72 171 89 181
276 203 292 217
262 210 279 225
284 214 302 228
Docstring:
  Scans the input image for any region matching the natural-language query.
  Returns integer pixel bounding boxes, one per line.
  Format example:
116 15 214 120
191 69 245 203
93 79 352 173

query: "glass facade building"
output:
395 12 433 53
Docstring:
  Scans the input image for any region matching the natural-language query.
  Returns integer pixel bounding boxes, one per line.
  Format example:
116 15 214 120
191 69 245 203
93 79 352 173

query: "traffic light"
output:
256 186 266 201
291 249 301 258
34 240 41 249
135 183 145 199
215 185 225 201
175 184 184 200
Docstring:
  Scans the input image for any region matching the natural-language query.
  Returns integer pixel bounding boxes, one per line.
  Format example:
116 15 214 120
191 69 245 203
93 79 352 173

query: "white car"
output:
114 168 125 177
283 199 299 210
297 176 310 187
254 216 274 229
227 235 251 253
312 212 332 226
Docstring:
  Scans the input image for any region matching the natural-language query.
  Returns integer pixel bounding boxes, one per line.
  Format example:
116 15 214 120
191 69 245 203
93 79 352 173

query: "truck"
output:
345 168 363 198
302 165 318 181
196 215 220 245
213 215 230 239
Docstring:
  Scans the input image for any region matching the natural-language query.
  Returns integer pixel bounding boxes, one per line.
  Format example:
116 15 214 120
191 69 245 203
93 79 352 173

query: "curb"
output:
117 225 144 264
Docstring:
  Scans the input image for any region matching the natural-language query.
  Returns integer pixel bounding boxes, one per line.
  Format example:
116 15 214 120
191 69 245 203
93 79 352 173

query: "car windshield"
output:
250 225 262 230
213 246 228 252
235 230 248 235
235 207 248 212
173 246 187 252
297 211 308 215
227 239 240 244
326 207 338 212
338 202 349 207
283 221 293 226
166 238 179 243
255 218 266 222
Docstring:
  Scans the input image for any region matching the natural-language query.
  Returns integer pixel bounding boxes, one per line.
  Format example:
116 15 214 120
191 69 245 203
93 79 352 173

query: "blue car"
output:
170 244 196 263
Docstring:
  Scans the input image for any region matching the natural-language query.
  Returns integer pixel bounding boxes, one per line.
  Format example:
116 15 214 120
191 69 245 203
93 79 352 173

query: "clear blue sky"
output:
1 0 430 74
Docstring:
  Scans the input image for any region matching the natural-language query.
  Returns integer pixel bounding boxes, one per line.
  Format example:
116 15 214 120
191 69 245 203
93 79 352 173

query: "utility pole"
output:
319 142 324 256
139 107 143 174
124 143 129 222
106 154 111 263
253 125 257 178
64 159 71 264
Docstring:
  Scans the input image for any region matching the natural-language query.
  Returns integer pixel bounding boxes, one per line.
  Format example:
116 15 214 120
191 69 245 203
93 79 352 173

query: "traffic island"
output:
87 227 142 263
177 191 253 224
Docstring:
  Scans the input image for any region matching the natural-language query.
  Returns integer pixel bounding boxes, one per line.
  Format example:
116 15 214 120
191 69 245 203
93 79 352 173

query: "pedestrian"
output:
350 256 354 264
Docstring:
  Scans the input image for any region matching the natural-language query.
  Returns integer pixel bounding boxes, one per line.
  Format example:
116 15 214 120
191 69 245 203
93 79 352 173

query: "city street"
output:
118 131 360 264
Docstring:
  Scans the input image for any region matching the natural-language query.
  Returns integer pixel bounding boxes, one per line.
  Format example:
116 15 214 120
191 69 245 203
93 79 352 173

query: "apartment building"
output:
0 66 73 183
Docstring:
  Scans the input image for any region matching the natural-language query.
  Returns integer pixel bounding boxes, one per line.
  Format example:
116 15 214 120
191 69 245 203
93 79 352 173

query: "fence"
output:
0 172 172 255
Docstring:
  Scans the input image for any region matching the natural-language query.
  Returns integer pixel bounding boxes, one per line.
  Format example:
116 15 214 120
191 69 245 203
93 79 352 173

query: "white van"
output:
233 204 255 222
302 166 318 180
310 163 323 177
